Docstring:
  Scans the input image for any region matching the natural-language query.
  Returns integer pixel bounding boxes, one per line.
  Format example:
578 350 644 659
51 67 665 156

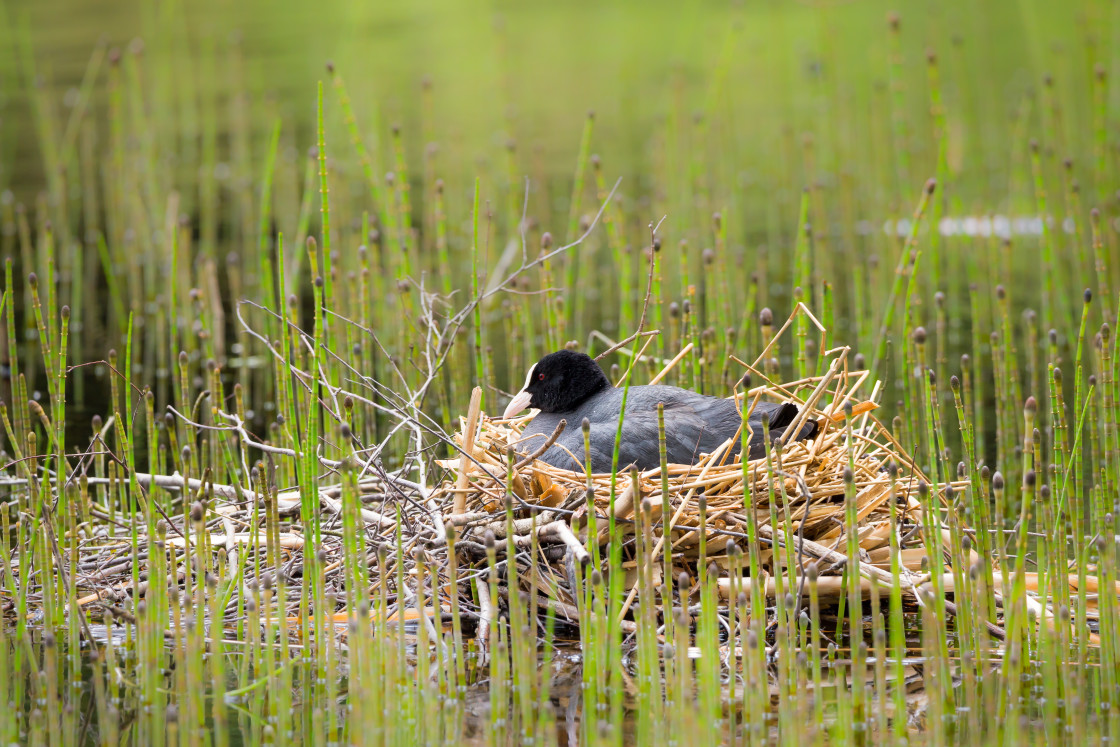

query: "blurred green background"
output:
2 5 1120 744
0 0 1116 465
5 0 1112 206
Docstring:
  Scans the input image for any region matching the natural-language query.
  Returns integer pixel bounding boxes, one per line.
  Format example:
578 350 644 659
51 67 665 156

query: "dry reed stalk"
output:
435 343 973 632
648 342 694 384
454 386 483 514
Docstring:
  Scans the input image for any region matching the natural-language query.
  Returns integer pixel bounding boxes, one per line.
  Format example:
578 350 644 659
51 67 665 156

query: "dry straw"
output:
435 329 982 632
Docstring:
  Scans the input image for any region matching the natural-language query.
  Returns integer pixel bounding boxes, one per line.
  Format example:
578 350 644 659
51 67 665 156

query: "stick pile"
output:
435 352 974 633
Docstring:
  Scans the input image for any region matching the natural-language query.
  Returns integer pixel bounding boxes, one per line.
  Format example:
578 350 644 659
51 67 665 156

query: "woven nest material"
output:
435 348 975 632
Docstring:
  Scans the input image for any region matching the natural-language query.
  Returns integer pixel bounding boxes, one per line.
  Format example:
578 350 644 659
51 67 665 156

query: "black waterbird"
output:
502 350 819 472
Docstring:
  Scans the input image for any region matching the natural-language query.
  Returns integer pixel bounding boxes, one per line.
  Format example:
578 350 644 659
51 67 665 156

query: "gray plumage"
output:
514 384 815 473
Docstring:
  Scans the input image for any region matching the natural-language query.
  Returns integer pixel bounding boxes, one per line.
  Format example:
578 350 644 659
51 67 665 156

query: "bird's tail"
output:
771 402 818 439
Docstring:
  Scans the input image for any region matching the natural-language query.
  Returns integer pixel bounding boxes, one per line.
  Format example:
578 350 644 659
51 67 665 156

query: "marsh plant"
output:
0 0 1119 744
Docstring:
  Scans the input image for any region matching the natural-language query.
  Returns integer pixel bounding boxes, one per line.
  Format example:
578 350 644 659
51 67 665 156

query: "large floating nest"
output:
434 347 985 636
11 309 1102 648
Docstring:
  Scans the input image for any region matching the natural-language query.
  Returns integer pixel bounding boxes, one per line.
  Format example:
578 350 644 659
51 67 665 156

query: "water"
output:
5 0 741 202
2 1 1113 742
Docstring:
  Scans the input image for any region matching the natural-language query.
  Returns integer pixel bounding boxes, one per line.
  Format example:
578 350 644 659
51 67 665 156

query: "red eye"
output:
538 373 545 381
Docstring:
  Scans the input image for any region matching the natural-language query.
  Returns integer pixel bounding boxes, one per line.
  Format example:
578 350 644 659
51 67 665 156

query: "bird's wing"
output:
512 388 815 473
558 389 685 472
515 412 589 471
743 401 818 458
626 386 743 468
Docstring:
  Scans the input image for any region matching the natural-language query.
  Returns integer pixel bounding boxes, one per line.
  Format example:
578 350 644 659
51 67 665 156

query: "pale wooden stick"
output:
648 343 694 385
718 573 880 601
592 328 662 362
613 334 658 386
475 576 493 659
454 386 483 515
796 301 826 331
539 521 591 566
747 303 824 375
165 533 305 550
779 350 846 445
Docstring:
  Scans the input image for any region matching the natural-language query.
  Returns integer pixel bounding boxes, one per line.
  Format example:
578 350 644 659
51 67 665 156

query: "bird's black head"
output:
503 350 611 417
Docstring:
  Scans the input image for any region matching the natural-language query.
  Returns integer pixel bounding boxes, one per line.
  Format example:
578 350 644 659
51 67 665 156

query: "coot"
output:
502 350 819 472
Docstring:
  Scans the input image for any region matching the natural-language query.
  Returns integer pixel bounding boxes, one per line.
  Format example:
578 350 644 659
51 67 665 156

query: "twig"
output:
593 329 662 362
513 419 566 471
648 343 695 385
454 387 483 514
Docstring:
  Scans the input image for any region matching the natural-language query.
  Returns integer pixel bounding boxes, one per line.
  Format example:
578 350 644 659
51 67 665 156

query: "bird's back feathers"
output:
515 384 816 473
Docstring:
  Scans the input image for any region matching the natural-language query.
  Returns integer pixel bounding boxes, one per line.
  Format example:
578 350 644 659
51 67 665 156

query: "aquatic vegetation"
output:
0 0 1118 743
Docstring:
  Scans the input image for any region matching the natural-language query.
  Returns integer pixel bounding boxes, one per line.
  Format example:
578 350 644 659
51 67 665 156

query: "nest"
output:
435 345 977 635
